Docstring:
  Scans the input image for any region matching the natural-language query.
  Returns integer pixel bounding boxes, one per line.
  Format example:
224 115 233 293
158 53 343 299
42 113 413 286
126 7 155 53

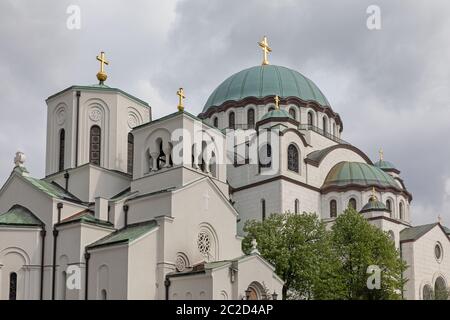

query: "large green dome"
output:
203 65 330 112
322 162 400 190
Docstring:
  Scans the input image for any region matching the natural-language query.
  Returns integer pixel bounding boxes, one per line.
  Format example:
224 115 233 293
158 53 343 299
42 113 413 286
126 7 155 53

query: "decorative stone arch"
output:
322 114 329 133
433 274 448 300
345 194 360 211
306 108 316 126
328 197 339 218
196 223 219 262
226 109 236 129
0 247 31 266
287 143 300 173
0 247 31 300
420 282 433 300
127 106 144 129
175 252 190 272
51 103 68 171
143 128 172 172
83 98 111 167
279 128 310 148
384 196 395 218
244 104 257 128
288 105 299 121
246 281 266 300
220 290 228 300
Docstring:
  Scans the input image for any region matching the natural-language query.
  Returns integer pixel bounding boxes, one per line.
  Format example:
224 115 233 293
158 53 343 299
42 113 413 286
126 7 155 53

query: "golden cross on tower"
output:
258 36 272 65
177 88 186 112
371 186 377 201
96 51 109 84
379 148 384 161
274 95 280 109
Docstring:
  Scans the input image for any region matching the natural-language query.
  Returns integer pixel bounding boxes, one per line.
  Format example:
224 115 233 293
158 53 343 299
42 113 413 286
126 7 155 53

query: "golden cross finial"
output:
274 95 280 109
96 51 109 84
379 148 384 161
258 36 272 65
371 187 377 201
177 88 186 112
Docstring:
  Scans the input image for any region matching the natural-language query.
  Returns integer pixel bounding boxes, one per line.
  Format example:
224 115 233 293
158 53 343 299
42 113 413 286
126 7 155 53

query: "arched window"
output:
399 202 404 220
228 112 235 129
259 144 272 169
213 117 218 128
422 284 433 300
322 117 328 133
59 129 65 171
101 289 107 300
268 106 275 112
294 199 299 214
89 125 101 165
247 109 255 128
9 272 17 300
434 277 447 300
289 108 296 120
386 199 392 213
330 200 337 218
348 198 357 210
287 144 299 173
261 199 266 221
127 133 134 174
307 112 314 126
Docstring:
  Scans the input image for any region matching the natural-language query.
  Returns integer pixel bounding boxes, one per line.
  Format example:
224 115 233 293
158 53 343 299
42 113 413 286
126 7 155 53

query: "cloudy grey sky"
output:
1 0 449 225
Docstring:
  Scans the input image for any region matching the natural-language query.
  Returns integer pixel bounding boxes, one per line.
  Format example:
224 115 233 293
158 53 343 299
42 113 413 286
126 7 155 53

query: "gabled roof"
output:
23 175 80 202
86 220 158 250
58 210 114 229
400 223 440 242
0 204 44 227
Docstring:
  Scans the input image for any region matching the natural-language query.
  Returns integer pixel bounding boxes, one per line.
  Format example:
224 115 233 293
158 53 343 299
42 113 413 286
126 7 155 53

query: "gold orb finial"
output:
258 36 272 65
96 51 109 84
177 88 186 112
370 187 377 202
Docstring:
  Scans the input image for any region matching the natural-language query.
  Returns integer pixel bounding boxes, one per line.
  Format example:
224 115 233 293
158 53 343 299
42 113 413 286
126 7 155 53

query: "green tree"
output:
330 208 407 299
242 212 345 300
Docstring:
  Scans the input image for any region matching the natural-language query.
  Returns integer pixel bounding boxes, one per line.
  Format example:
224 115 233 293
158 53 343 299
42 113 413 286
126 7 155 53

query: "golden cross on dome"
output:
379 148 384 161
258 36 272 65
177 88 186 112
371 186 377 201
96 51 109 84
274 95 280 109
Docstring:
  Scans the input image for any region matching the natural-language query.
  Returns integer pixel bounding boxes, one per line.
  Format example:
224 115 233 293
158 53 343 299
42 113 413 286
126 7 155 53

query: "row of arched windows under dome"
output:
328 198 406 220
211 108 338 136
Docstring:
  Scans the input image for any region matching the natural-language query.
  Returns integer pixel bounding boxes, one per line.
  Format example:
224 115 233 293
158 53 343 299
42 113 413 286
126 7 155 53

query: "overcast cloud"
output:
1 0 449 225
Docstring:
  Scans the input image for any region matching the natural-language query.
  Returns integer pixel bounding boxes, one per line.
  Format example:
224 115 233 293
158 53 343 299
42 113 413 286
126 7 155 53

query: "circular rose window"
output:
197 232 211 257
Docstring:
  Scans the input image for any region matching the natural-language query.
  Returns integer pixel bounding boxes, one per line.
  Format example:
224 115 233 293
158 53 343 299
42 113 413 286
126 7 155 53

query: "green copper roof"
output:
400 223 439 242
23 175 79 202
46 84 149 108
203 65 330 112
260 109 293 121
360 198 388 213
323 162 400 190
87 220 157 250
374 160 397 171
58 210 114 228
0 205 43 227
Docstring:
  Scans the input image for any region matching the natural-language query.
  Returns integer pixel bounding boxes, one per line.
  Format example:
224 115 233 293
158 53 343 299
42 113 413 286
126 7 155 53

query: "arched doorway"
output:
245 281 265 300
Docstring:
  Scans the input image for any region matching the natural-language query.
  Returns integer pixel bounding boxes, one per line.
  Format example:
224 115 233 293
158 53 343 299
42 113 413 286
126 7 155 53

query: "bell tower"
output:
44 51 151 176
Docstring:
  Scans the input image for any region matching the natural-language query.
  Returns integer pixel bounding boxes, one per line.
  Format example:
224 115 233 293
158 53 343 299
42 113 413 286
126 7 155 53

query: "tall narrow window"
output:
330 200 337 218
386 199 392 215
322 117 328 133
101 289 107 300
348 198 357 210
287 144 299 173
157 140 165 170
247 109 255 128
213 117 218 128
89 125 101 165
228 112 235 129
399 202 404 220
59 129 65 171
289 108 296 120
307 112 313 126
332 123 336 136
9 272 17 300
127 133 134 174
294 199 299 214
261 199 266 221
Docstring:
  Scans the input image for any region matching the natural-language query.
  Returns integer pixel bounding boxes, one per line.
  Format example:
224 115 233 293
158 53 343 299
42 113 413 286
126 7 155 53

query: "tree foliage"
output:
242 208 407 300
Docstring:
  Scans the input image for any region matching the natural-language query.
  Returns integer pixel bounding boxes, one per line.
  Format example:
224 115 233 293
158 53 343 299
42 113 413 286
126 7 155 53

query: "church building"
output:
0 38 449 300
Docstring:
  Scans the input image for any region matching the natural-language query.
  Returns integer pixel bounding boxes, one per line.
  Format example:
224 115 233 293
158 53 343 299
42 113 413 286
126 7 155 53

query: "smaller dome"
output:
259 109 293 121
360 198 388 214
374 160 398 172
322 162 400 190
